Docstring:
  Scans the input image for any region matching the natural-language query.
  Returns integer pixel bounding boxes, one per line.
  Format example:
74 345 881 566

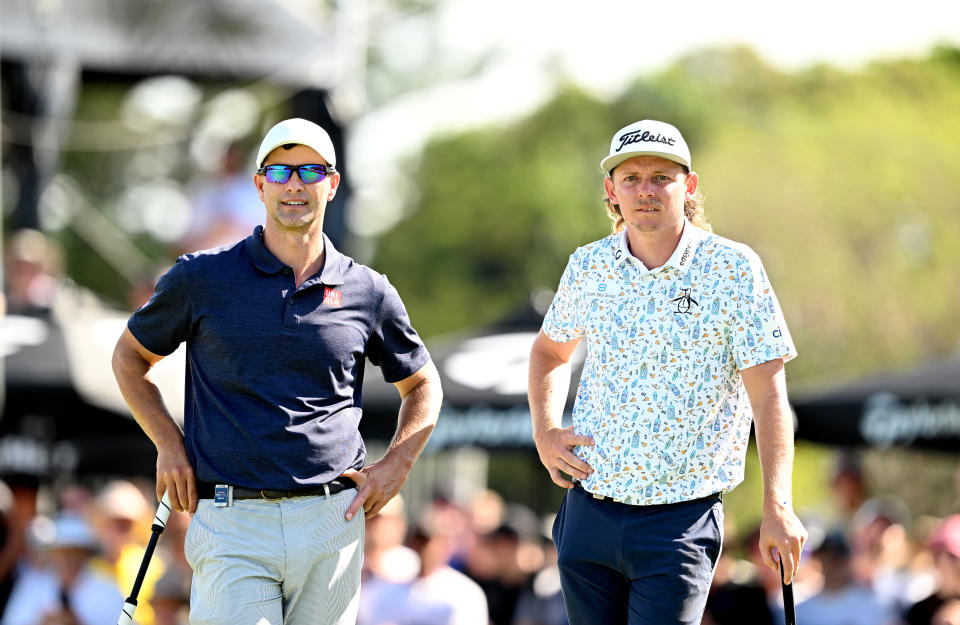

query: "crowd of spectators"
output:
0 452 958 625
703 453 960 625
0 478 189 625
358 489 565 625
353 454 960 625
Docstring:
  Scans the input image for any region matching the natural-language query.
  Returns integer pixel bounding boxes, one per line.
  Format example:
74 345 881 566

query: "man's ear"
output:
603 176 618 205
326 172 341 201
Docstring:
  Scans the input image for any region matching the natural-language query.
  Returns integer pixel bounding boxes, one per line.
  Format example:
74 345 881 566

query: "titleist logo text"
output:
616 130 676 152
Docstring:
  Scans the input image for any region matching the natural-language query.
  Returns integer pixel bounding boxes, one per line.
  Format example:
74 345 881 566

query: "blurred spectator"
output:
703 526 775 625
54 487 93 518
793 530 897 625
1 513 123 625
933 598 960 625
830 450 868 524
449 489 507 575
0 480 40 615
850 496 936 616
0 481 16 612
468 490 506 536
361 495 419 585
88 481 163 625
422 493 472 576
466 518 537 625
156 510 191 584
357 506 487 625
905 515 960 625
178 140 263 253
3 229 63 316
150 570 190 625
511 516 567 625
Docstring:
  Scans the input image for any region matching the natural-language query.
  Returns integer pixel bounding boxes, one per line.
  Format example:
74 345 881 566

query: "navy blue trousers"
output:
553 487 723 625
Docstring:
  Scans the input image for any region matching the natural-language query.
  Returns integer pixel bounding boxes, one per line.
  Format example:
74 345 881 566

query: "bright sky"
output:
439 0 960 93
347 0 960 237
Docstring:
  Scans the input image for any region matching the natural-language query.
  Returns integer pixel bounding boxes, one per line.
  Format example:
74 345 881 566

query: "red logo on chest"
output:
323 287 342 307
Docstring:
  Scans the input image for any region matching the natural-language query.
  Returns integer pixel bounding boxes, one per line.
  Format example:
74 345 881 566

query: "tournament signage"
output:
791 357 960 452
859 393 960 449
360 327 585 450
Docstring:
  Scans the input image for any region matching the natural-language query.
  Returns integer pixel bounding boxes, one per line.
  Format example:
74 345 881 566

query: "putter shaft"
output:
118 491 171 625
780 560 796 625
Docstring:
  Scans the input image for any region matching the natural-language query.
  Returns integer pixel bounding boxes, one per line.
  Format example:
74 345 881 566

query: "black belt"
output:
198 477 355 501
573 481 721 506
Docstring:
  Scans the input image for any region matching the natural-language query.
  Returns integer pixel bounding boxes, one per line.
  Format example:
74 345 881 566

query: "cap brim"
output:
601 151 690 175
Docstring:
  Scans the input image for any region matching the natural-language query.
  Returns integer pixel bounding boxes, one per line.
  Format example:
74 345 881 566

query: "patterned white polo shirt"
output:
542 220 797 504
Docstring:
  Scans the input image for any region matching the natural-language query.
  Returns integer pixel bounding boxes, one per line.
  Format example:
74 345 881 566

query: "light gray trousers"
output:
185 489 364 625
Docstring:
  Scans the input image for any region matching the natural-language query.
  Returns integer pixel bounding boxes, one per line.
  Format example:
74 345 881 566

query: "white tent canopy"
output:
0 0 351 88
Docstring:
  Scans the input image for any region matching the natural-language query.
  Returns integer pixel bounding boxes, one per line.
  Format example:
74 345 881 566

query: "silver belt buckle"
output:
214 484 233 507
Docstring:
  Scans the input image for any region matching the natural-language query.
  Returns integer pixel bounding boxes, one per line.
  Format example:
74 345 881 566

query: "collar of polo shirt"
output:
246 225 346 285
613 219 711 274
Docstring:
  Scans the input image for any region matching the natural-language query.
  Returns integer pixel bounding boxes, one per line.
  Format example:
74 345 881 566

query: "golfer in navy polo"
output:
113 118 442 625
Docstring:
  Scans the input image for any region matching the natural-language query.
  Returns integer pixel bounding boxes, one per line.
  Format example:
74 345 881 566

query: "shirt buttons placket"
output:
282 268 298 327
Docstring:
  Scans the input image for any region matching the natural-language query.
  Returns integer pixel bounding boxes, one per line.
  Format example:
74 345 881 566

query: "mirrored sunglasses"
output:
256 164 336 184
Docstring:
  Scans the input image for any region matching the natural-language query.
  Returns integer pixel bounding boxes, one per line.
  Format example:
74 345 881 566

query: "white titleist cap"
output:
600 119 690 175
256 118 337 168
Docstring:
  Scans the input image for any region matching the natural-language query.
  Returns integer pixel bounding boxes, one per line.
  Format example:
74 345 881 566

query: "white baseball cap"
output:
256 118 337 168
600 120 691 175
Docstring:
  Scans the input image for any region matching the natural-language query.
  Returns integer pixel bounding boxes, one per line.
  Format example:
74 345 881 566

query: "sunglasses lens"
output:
262 165 329 184
264 166 292 184
298 166 325 184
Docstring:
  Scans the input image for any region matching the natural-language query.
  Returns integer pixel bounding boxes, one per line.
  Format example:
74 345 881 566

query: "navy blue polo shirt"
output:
128 226 430 490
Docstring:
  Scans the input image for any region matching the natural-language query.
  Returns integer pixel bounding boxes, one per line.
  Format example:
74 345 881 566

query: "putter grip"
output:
152 490 172 532
118 491 171 624
117 600 136 625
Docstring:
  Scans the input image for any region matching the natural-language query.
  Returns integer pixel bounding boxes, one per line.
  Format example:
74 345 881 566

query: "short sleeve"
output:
731 252 797 370
367 276 430 383
541 253 584 342
127 258 195 356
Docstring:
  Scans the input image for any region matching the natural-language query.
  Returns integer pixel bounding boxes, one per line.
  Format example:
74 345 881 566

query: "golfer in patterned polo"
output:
527 120 808 625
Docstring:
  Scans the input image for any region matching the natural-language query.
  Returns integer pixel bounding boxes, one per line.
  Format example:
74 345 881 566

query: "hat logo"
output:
616 129 676 153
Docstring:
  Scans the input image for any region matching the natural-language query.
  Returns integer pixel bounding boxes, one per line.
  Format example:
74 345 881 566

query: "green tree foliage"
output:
374 46 960 390
373 88 614 335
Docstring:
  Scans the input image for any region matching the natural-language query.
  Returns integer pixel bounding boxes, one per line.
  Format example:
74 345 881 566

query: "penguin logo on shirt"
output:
671 289 698 314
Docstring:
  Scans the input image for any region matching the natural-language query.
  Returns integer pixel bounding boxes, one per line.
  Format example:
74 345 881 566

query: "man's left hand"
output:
339 459 408 521
758 501 807 584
